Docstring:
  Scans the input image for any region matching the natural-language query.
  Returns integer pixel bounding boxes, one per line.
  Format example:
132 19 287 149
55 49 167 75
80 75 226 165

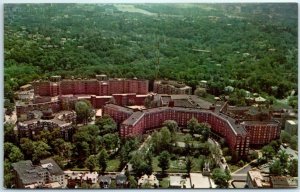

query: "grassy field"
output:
106 159 121 172
159 177 170 188
153 156 186 172
68 158 120 172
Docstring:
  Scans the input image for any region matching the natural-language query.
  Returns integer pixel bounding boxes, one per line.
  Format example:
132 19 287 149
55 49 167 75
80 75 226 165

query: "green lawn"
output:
153 156 186 172
160 177 170 188
70 158 120 172
153 157 160 171
272 101 291 109
191 157 204 172
174 133 203 144
227 163 241 173
106 159 121 172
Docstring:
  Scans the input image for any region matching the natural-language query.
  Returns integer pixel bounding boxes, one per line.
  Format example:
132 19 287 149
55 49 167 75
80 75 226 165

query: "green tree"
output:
34 128 62 144
225 156 232 163
194 87 207 97
278 150 289 168
158 151 170 175
160 127 171 151
32 141 52 163
186 157 193 175
52 138 73 159
269 140 281 152
261 145 275 161
238 160 244 167
120 138 139 167
128 175 138 188
74 141 90 163
269 159 283 176
4 123 16 143
280 131 291 143
52 155 65 169
8 146 24 163
75 100 94 124
200 123 211 141
163 120 178 133
288 159 298 177
249 151 259 161
130 151 152 176
85 155 98 172
222 147 229 156
95 114 117 135
20 138 35 159
4 142 15 158
98 149 108 174
4 160 14 188
211 168 231 188
187 117 199 135
288 96 298 109
72 125 101 159
103 133 119 151
290 135 298 150
151 131 162 154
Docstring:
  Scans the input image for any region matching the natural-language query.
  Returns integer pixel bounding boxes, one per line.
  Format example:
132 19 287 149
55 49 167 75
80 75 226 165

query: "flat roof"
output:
12 160 44 185
173 99 194 108
270 176 298 188
287 120 298 125
104 104 134 114
169 176 182 187
122 106 248 136
190 173 211 188
122 111 144 126
248 170 264 187
20 84 32 88
242 120 279 125
40 158 64 175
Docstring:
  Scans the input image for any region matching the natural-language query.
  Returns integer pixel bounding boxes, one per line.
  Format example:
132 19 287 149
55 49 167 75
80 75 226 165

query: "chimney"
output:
168 100 174 107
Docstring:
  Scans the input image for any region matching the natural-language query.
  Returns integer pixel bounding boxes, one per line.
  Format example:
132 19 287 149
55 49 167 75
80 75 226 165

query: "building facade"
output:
12 158 64 189
103 102 281 159
246 169 270 188
17 110 76 141
34 75 149 97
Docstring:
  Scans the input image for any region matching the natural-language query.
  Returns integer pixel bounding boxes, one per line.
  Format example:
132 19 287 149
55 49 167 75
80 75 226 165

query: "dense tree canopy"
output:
4 4 298 103
75 100 94 124
158 150 170 175
211 168 231 188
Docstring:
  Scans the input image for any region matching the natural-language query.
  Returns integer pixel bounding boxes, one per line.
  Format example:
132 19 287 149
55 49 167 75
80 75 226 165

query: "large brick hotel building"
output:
103 103 280 158
34 75 148 97
16 75 281 159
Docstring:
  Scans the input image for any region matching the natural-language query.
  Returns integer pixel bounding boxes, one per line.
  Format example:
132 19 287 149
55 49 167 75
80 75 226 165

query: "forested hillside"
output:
4 3 298 102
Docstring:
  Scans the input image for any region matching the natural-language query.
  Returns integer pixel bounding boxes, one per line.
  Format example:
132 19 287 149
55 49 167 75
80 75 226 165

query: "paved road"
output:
231 180 246 188
231 160 256 182
232 174 247 181
234 164 253 175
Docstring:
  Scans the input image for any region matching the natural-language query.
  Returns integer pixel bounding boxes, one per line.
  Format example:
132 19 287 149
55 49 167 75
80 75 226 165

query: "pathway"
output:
120 135 152 174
